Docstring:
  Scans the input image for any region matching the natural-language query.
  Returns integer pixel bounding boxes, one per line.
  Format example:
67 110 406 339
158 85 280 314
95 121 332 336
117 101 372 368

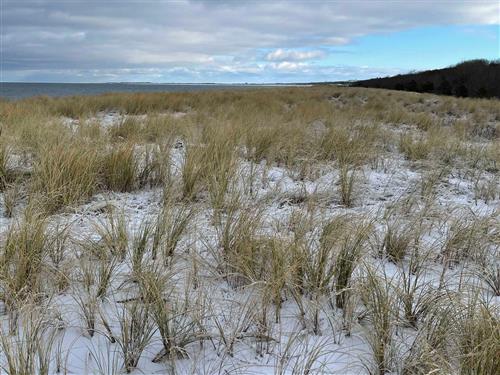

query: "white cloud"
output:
269 61 309 71
322 37 350 45
266 49 325 61
2 0 498 81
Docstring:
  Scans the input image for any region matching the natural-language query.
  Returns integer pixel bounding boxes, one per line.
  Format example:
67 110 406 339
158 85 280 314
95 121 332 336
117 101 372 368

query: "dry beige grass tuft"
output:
0 86 498 374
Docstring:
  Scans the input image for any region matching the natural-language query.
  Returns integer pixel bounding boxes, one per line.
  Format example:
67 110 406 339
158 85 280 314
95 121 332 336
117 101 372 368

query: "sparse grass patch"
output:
93 209 129 260
399 133 431 161
1 86 499 374
410 112 439 131
0 305 60 375
333 219 373 310
30 140 100 214
213 201 265 285
360 267 397 375
109 116 143 141
3 182 21 218
142 114 178 142
338 165 358 207
402 302 454 374
380 220 417 263
474 258 500 296
180 143 208 201
0 141 12 190
473 173 499 203
77 118 104 140
320 122 379 166
137 144 172 188
0 211 49 326
440 213 493 267
456 298 500 375
138 265 209 362
114 300 156 373
156 197 195 262
101 142 138 192
244 124 280 163
203 125 239 211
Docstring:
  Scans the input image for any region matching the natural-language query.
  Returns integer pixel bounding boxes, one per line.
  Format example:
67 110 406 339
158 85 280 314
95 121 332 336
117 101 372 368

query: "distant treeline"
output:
352 59 500 98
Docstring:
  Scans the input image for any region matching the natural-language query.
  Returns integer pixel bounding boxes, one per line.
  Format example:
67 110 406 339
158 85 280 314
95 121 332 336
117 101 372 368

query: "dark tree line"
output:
352 59 500 98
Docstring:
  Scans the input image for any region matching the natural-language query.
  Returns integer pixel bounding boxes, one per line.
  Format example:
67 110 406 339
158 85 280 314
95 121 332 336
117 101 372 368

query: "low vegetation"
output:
0 86 498 373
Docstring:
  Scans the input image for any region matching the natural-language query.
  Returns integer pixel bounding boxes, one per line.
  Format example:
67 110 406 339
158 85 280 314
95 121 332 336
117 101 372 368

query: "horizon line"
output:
0 81 348 85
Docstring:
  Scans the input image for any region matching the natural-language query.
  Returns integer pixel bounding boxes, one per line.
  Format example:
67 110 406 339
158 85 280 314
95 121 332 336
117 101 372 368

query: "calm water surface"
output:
0 82 284 100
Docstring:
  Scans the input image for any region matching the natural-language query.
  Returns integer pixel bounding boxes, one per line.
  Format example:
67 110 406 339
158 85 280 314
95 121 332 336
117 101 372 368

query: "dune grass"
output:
0 86 498 373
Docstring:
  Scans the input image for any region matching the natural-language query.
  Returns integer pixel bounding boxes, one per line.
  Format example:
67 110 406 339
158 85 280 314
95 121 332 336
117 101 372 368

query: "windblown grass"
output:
0 85 499 374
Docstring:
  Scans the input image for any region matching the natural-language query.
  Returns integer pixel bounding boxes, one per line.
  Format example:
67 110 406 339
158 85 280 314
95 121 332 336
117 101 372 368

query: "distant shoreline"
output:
1 82 314 85
0 82 311 100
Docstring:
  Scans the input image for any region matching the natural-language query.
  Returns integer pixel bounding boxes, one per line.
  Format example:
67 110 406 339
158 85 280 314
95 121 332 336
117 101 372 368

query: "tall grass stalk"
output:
0 211 48 328
101 143 137 192
0 306 59 375
115 300 156 373
360 267 397 375
31 141 100 213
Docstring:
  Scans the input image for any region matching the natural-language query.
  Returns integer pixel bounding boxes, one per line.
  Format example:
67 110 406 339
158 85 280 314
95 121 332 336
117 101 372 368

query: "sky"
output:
1 0 499 83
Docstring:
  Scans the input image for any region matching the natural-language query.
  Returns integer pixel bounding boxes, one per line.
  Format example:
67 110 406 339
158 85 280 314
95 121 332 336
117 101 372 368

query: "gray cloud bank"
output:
1 0 498 82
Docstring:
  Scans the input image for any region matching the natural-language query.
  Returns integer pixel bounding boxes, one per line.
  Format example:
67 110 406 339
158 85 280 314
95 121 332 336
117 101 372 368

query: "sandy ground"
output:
0 111 498 374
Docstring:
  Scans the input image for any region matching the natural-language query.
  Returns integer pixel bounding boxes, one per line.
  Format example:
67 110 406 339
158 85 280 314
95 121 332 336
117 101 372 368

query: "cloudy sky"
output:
1 0 499 83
